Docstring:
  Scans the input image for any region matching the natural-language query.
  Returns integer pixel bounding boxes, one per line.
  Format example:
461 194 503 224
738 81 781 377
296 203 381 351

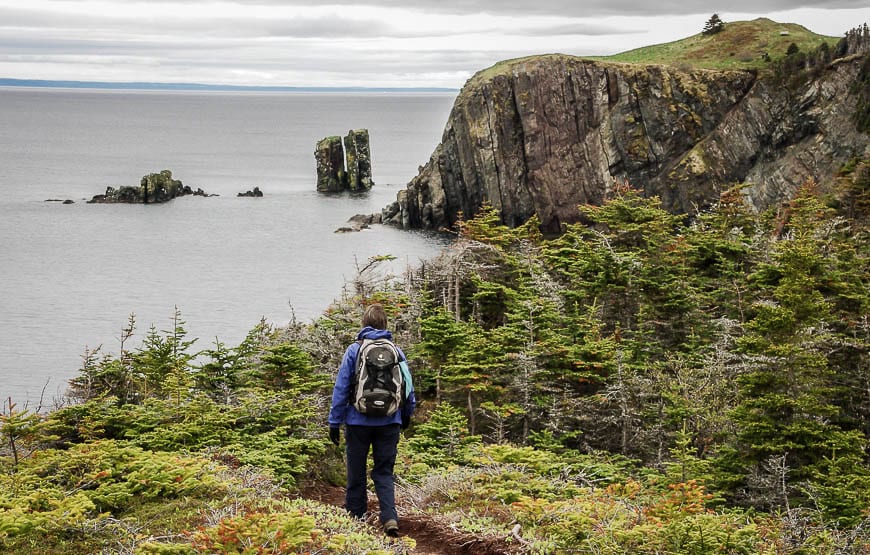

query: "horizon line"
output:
0 78 459 93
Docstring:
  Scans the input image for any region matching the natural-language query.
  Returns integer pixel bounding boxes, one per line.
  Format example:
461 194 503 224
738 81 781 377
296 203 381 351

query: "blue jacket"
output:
328 326 416 427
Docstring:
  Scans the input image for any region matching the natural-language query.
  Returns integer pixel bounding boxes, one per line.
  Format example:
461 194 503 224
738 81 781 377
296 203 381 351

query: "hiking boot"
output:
383 519 399 537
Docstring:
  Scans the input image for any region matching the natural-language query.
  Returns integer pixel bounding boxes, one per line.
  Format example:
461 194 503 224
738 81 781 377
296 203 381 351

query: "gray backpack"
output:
353 338 403 417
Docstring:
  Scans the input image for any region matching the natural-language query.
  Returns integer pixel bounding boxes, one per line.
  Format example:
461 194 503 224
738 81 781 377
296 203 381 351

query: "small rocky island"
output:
88 170 212 203
315 129 374 192
237 187 263 197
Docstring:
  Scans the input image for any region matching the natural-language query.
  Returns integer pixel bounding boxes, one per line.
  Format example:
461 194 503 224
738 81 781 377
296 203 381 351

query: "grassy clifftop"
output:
468 18 841 85
600 17 839 70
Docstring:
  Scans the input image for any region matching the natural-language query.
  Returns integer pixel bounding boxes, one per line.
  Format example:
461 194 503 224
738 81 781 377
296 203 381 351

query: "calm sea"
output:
0 87 455 408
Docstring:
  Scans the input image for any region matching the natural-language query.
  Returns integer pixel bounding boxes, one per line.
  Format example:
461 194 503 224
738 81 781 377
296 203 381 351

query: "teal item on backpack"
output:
399 360 413 400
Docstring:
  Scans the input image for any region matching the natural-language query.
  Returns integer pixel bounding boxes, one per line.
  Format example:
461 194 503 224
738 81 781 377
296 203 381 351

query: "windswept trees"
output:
408 179 868 522
2 173 867 552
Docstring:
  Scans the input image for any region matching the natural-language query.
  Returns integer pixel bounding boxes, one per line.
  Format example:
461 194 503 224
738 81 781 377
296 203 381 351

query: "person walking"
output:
328 303 415 536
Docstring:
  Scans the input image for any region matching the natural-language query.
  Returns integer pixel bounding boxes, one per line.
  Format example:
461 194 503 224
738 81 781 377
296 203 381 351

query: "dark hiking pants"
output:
344 423 400 523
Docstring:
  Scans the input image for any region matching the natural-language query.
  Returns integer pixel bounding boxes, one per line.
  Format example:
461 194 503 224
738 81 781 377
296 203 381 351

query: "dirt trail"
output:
300 483 516 555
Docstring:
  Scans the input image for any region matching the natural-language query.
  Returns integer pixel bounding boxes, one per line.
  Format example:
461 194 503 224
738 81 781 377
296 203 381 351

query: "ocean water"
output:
0 87 455 407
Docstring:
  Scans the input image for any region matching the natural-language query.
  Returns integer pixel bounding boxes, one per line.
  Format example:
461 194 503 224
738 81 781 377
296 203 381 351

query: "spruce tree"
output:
702 14 725 35
415 302 466 400
726 183 866 512
194 338 239 403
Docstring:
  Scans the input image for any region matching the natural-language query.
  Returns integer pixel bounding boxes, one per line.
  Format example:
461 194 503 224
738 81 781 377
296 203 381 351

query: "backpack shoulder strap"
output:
351 339 366 388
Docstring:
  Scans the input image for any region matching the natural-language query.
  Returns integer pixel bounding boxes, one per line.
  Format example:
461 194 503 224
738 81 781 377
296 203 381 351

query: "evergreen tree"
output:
194 338 240 403
134 308 197 400
415 301 466 400
443 322 505 436
254 342 326 392
68 314 138 403
134 325 176 397
702 14 724 35
0 399 43 470
407 402 479 467
725 183 867 511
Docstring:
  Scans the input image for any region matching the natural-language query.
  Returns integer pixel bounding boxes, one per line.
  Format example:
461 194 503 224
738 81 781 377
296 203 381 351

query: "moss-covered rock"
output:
316 130 374 193
88 170 210 204
140 170 183 202
344 129 374 191
315 136 346 192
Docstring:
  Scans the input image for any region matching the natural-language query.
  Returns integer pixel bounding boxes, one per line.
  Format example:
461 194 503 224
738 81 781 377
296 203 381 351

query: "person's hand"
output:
329 426 340 446
401 415 410 430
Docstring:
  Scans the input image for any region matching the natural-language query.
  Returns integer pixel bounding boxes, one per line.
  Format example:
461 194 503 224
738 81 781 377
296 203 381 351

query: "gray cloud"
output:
39 0 867 17
41 0 867 17
509 23 643 37
265 17 395 38
0 7 639 41
380 0 869 17
1 1 866 87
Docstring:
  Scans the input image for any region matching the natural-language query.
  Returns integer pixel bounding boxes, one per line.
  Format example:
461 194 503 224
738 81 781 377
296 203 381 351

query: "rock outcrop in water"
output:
344 129 374 191
382 43 870 232
88 170 211 204
335 213 382 233
315 136 347 192
238 187 264 197
315 129 374 192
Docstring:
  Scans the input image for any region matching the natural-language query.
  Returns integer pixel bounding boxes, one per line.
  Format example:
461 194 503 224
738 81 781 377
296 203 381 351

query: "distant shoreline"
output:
0 78 458 94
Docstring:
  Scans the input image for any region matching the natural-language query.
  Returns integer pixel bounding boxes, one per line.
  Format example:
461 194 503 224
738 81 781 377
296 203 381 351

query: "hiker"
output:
328 303 416 537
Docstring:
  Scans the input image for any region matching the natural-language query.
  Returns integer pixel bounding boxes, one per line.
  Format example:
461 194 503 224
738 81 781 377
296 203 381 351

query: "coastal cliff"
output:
383 31 870 232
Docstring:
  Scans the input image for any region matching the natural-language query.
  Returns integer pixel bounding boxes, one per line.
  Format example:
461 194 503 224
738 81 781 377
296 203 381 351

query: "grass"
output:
465 18 844 88
596 17 841 70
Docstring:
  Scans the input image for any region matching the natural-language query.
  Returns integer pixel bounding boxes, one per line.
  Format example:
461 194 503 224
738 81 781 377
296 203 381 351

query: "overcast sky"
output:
1 1 868 88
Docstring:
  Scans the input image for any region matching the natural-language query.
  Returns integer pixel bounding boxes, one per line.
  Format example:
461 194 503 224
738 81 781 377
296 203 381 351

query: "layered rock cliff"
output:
383 49 869 232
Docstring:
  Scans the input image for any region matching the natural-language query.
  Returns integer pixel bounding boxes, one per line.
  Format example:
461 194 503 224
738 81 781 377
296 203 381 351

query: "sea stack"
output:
315 129 374 192
315 136 346 192
344 129 374 191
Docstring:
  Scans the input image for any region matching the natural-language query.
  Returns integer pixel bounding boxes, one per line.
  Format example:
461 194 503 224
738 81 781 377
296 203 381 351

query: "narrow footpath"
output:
300 483 517 554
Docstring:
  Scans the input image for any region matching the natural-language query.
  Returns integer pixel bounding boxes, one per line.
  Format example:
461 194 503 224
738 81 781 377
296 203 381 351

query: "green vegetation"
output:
1 160 868 552
600 18 840 70
466 18 847 93
702 14 725 36
466 53 574 88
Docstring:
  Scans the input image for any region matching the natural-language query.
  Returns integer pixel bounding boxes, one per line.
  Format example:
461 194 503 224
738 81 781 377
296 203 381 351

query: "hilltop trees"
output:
703 14 725 35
